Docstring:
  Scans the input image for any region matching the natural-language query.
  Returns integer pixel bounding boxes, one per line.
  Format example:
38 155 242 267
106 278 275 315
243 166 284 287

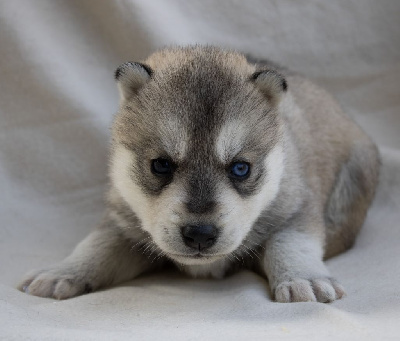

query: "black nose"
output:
181 225 218 250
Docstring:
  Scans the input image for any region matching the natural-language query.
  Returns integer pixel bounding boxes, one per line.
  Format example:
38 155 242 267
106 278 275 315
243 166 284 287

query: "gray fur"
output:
19 46 380 303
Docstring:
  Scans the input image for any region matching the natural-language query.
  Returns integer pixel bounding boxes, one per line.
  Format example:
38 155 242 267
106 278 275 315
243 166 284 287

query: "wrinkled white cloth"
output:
1 1 399 339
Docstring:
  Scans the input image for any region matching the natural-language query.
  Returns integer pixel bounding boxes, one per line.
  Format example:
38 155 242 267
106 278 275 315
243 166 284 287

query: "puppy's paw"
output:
274 277 346 303
18 266 94 300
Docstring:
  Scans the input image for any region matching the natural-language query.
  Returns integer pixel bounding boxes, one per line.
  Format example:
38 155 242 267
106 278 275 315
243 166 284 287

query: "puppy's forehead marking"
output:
157 115 188 161
216 119 247 163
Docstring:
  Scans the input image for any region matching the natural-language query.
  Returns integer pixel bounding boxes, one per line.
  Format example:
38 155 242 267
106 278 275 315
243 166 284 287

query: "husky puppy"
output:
19 46 380 303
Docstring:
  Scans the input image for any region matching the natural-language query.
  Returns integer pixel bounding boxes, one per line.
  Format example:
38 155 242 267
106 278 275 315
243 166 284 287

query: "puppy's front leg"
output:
18 218 158 299
263 229 346 303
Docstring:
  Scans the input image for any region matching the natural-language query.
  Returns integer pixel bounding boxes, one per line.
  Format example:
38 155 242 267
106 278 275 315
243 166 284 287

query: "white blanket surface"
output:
1 1 399 339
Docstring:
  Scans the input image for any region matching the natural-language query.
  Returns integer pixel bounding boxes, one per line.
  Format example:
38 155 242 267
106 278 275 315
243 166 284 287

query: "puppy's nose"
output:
181 225 218 250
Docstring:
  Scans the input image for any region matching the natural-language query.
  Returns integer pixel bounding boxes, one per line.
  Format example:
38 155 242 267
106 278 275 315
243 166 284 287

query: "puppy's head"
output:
110 46 286 265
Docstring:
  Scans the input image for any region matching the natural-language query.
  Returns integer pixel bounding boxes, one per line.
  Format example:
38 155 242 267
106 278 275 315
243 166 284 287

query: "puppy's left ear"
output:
251 70 287 106
115 62 153 101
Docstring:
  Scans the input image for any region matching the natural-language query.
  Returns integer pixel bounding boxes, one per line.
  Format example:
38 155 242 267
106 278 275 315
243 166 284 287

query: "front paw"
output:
274 277 346 303
18 266 94 300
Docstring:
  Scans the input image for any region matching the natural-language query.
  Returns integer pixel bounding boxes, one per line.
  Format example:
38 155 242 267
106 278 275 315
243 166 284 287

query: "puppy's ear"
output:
115 62 153 101
251 70 287 106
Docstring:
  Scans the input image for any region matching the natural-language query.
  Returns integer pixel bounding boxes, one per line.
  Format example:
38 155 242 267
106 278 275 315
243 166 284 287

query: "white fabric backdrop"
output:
1 1 399 339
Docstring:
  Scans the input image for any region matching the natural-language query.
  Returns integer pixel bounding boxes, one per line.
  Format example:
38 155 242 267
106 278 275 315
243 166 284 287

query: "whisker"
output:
232 250 245 265
137 241 156 258
151 251 166 263
143 241 155 254
148 244 159 259
218 207 235 220
226 254 235 263
230 251 241 263
241 243 260 259
130 236 152 252
235 250 244 264
243 238 266 250
239 245 254 259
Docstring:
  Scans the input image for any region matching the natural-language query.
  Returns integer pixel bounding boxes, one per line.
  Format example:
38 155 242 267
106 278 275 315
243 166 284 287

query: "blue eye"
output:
230 162 250 179
152 158 173 175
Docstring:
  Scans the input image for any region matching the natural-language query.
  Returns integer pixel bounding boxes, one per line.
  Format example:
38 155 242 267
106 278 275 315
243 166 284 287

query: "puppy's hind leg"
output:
324 142 380 259
18 217 159 299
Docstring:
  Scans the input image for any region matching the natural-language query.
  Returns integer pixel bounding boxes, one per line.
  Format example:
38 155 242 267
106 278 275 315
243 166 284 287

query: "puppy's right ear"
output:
114 62 153 101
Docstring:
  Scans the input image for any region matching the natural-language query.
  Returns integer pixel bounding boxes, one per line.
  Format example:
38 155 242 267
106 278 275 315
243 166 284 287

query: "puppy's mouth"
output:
166 252 225 265
168 252 219 259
